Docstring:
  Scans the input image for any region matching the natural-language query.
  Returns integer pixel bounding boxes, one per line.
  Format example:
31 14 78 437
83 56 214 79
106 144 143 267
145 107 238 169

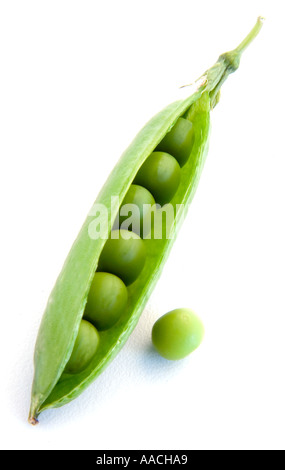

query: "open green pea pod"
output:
29 18 263 424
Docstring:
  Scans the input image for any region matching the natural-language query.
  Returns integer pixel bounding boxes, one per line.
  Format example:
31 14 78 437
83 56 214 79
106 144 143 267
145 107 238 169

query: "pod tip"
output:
28 415 39 426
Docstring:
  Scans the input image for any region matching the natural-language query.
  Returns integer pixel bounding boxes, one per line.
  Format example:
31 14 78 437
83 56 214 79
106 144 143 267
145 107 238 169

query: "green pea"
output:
84 272 128 330
98 229 146 285
152 309 204 360
65 320 100 374
134 152 181 206
156 117 195 167
115 184 156 238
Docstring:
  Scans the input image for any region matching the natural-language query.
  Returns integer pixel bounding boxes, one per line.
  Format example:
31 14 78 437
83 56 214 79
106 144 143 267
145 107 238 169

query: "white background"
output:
1 0 285 451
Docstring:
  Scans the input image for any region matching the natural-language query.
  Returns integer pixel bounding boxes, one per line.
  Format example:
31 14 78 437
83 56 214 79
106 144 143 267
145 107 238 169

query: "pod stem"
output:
205 17 264 107
235 16 265 55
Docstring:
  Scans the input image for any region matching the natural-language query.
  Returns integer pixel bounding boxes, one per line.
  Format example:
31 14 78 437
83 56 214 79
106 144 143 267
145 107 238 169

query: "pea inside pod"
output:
98 229 147 286
65 320 100 374
29 18 263 424
114 184 156 238
84 272 128 331
134 151 181 206
156 117 195 167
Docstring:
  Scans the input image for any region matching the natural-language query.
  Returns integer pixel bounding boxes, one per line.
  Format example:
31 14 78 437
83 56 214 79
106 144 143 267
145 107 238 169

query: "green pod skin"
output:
30 93 210 424
134 151 181 206
152 309 204 361
65 320 100 374
29 18 263 424
156 117 195 167
98 230 147 286
84 272 128 331
114 184 156 238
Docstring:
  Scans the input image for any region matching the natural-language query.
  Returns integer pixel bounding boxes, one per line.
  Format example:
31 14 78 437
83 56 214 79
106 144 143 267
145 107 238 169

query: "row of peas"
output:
64 117 195 374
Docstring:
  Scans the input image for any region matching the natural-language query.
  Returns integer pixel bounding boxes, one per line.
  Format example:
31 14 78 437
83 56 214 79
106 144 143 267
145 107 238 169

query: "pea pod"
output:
29 18 263 424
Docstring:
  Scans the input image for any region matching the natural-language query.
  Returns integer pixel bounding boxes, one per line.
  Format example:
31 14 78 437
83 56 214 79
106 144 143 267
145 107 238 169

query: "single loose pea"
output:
152 309 204 360
115 184 156 238
134 152 181 206
84 272 128 330
156 117 195 167
98 229 146 285
65 320 100 374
